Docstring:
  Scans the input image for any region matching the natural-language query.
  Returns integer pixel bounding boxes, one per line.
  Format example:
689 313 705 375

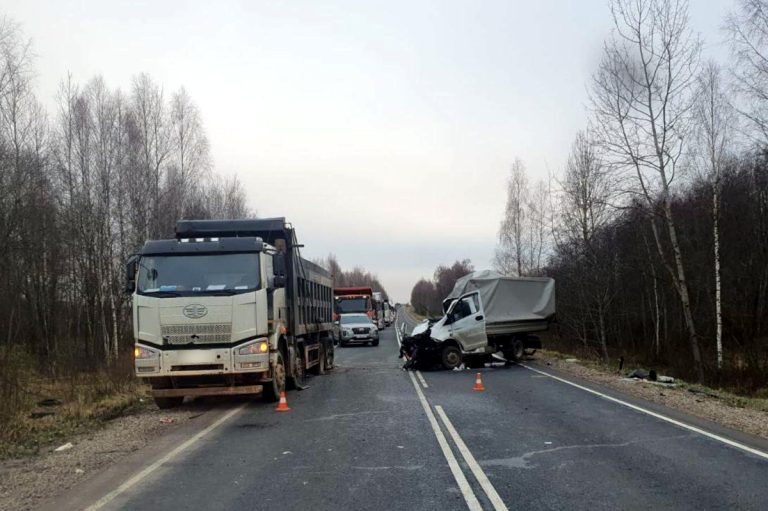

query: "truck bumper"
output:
150 385 263 398
135 343 271 378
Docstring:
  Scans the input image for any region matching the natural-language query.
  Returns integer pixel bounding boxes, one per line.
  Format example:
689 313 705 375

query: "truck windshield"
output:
335 297 369 314
137 253 260 296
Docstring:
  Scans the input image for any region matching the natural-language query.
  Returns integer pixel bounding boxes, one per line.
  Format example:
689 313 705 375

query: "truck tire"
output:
263 351 286 403
310 344 326 375
441 345 462 370
154 397 183 409
287 348 305 390
504 338 525 362
325 342 335 370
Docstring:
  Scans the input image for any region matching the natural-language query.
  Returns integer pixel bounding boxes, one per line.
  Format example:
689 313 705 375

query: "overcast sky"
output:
6 0 732 302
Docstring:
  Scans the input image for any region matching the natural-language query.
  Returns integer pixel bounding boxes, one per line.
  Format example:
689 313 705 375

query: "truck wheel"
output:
263 351 286 402
287 349 305 390
310 345 326 375
154 397 183 409
504 338 525 362
441 345 462 370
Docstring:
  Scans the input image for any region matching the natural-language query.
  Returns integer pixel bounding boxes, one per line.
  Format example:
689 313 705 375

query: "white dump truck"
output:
125 218 335 408
410 270 555 369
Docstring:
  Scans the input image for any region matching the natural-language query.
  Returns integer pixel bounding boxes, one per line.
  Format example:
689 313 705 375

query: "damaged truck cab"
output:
414 271 556 369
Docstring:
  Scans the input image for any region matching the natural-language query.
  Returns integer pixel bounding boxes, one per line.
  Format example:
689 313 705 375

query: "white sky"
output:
6 0 732 302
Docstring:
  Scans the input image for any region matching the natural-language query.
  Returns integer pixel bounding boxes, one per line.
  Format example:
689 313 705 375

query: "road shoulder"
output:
526 357 768 456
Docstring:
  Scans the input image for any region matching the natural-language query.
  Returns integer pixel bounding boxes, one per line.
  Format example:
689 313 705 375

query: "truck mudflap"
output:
151 385 263 398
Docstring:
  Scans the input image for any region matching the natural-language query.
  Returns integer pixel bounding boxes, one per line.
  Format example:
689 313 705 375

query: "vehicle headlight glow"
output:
238 340 269 355
134 345 159 359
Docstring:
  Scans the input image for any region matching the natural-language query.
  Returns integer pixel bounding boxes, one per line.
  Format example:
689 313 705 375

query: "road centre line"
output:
436 406 508 511
85 404 247 511
408 372 483 511
521 364 768 462
416 370 429 389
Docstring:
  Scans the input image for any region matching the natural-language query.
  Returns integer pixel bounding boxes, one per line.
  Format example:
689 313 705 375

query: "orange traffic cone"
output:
275 391 291 412
473 372 486 392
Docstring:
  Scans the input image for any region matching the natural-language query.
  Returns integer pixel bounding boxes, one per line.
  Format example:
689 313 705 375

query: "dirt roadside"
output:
534 351 768 441
0 404 204 511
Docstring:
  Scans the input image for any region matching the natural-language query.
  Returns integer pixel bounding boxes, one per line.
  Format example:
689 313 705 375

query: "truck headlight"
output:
238 339 269 355
134 345 159 359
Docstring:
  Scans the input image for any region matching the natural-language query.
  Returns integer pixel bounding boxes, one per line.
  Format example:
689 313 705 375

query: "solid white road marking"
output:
416 370 429 389
408 372 482 511
436 406 508 511
85 404 247 510
521 364 768 462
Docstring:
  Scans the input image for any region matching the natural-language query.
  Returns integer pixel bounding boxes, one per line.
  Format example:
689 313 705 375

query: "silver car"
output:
338 313 380 347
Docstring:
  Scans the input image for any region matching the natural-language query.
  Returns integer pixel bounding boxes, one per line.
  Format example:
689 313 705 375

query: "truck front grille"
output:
161 323 232 344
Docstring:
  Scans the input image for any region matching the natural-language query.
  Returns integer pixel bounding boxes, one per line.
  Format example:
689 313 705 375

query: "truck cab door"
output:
448 291 487 352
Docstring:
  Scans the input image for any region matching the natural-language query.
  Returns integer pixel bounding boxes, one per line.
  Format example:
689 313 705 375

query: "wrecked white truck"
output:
406 271 555 370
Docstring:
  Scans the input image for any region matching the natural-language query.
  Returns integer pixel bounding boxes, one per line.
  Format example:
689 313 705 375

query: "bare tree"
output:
725 0 768 143
590 0 704 380
694 62 737 370
558 131 616 359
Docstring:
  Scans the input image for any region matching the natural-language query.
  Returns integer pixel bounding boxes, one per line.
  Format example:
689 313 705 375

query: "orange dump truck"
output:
333 287 374 321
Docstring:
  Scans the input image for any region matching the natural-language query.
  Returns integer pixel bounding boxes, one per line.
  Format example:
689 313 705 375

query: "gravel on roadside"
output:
0 405 201 511
535 353 768 441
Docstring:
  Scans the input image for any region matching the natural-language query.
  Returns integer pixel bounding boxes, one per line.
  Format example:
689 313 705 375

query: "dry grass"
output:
0 366 149 460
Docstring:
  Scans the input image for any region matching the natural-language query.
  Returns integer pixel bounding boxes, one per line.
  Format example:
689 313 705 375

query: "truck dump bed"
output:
445 270 555 335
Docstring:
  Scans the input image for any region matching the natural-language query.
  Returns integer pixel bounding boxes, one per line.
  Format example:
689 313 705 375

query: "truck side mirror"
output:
272 253 286 288
125 255 138 294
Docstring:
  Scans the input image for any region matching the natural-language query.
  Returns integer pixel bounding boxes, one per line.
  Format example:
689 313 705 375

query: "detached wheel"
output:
154 397 183 409
441 345 463 370
263 350 286 402
504 338 525 362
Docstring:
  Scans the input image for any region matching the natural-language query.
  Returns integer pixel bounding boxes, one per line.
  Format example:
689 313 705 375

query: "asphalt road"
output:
45 307 768 510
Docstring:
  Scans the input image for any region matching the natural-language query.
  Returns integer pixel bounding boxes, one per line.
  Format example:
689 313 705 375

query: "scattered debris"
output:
544 441 553 445
688 388 719 399
159 417 174 424
74 468 84 475
658 375 675 383
54 442 73 452
626 368 649 379
37 398 63 407
565 358 579 363
29 410 56 419
282 450 292 455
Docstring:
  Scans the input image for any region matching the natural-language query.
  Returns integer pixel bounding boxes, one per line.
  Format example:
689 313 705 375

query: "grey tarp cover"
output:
445 270 555 324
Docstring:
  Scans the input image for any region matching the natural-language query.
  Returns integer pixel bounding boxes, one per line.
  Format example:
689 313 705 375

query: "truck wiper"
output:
205 290 237 296
142 290 182 297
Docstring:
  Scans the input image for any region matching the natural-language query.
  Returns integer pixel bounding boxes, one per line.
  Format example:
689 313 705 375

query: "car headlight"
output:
238 339 269 355
134 345 159 359
342 328 353 337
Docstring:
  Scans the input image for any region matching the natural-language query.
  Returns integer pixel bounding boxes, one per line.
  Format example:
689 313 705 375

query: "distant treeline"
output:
410 260 474 317
0 16 249 420
317 254 389 300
